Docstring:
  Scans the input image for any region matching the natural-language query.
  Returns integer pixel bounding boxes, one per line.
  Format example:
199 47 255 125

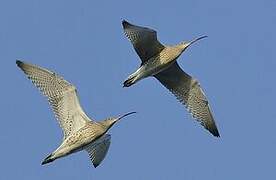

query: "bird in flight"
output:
16 60 136 167
122 20 219 137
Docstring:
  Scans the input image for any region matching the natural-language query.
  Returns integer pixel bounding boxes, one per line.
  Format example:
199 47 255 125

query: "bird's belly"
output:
143 59 175 77
56 130 102 157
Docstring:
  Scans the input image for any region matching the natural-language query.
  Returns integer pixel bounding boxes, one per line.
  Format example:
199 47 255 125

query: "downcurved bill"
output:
117 111 137 121
186 35 208 48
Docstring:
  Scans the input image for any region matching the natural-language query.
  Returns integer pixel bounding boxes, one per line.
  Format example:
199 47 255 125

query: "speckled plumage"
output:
122 20 219 137
17 60 136 167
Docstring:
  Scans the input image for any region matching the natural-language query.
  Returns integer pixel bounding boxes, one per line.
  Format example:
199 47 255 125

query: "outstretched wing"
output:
154 62 220 137
85 134 111 168
122 20 165 63
16 60 91 139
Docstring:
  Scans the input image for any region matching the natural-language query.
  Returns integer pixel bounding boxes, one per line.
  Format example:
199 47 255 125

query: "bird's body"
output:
122 20 220 137
45 122 105 163
16 60 135 167
124 45 183 86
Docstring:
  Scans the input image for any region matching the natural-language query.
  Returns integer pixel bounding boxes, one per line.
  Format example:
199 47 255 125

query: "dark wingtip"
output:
93 163 99 168
122 20 131 28
210 127 220 138
16 60 23 67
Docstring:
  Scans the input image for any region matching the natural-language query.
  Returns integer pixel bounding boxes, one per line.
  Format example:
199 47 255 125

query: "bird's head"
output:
99 112 136 131
178 35 208 52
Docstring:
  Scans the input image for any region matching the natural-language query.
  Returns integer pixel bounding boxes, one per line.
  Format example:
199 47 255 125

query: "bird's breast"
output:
158 47 181 64
61 125 103 153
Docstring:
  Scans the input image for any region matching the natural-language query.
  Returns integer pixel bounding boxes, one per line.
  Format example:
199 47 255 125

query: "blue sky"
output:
0 0 275 179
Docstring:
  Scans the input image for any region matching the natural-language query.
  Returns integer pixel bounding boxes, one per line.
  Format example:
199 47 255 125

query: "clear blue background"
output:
0 0 275 179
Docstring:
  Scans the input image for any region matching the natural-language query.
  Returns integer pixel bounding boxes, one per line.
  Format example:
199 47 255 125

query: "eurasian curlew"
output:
16 60 136 167
122 20 219 137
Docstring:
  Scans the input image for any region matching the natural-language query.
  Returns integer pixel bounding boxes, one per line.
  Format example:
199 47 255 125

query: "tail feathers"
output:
123 76 135 87
41 153 54 165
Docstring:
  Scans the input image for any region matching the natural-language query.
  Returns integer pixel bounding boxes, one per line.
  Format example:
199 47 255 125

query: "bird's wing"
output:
16 60 91 139
154 62 220 137
122 20 165 63
85 134 111 168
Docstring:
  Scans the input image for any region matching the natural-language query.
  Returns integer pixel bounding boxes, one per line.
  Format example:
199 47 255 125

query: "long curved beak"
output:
185 35 208 49
117 111 137 121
